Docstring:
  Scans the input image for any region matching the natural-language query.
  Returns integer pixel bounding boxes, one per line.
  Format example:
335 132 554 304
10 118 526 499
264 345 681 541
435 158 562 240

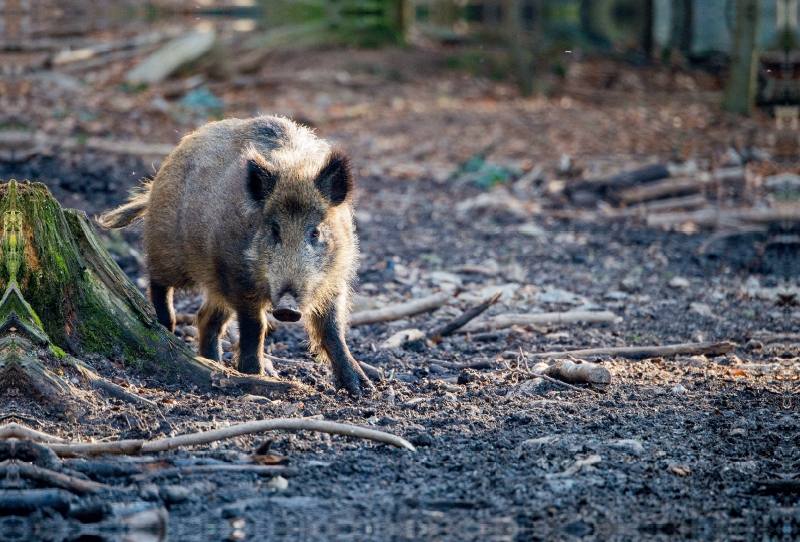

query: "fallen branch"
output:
647 206 800 230
624 194 709 215
350 293 450 327
428 291 501 339
620 176 707 204
68 359 157 407
46 418 416 457
0 423 69 444
14 462 117 495
131 464 298 482
429 359 494 370
461 310 620 333
527 341 737 361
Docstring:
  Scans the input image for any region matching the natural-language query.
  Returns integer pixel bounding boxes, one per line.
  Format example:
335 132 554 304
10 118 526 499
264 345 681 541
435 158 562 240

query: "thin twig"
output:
350 293 450 327
428 291 502 339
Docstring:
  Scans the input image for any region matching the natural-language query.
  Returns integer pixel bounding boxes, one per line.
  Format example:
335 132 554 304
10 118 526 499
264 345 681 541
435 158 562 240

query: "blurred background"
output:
0 0 798 293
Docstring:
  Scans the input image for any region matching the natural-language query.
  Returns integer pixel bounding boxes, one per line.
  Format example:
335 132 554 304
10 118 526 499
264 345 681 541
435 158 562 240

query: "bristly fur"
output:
98 115 371 395
97 181 152 228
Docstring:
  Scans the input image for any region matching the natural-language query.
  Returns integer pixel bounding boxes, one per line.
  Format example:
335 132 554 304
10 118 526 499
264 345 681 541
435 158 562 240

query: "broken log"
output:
461 310 620 333
350 293 450 327
541 360 611 391
528 341 737 361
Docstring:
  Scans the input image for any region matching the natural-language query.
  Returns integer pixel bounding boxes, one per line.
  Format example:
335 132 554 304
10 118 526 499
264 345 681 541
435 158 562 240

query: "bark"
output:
0 180 236 393
723 0 760 115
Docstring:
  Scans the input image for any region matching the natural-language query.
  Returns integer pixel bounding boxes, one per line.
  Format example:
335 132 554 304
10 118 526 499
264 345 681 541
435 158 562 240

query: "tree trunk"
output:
723 0 760 115
0 180 228 393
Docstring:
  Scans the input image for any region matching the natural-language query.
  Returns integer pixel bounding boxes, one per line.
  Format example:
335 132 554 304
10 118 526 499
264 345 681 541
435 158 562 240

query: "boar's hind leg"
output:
309 299 374 396
150 281 175 332
197 300 233 363
236 308 276 376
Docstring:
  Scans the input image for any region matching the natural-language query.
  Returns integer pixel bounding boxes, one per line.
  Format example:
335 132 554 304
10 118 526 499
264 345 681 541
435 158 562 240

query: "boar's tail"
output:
97 182 151 229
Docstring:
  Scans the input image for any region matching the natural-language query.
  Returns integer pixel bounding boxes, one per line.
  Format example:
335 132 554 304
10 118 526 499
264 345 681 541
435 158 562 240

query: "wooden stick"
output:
68 359 157 407
428 291 501 339
647 206 800 229
141 419 415 453
528 341 737 361
0 423 69 444
461 310 620 333
131 464 298 482
49 440 145 458
350 293 450 327
625 194 709 215
48 418 415 457
429 359 494 370
620 176 707 204
543 360 611 391
16 462 118 495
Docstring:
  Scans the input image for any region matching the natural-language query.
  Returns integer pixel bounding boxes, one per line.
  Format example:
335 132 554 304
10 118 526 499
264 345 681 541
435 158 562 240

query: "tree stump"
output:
0 179 298 408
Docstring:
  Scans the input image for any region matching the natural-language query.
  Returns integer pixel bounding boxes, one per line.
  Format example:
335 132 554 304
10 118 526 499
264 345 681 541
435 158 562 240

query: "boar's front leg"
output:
309 297 374 396
196 300 233 363
236 307 277 377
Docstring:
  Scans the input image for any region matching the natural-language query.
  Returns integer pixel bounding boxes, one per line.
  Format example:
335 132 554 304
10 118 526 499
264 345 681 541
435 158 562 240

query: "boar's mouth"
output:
273 292 302 322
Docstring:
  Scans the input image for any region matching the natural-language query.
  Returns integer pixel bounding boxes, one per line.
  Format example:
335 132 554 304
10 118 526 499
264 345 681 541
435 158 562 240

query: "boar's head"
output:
243 145 356 322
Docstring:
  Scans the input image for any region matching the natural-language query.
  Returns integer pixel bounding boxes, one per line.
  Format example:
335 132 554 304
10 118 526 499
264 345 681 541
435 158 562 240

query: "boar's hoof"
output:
273 293 302 322
335 368 375 397
238 354 276 376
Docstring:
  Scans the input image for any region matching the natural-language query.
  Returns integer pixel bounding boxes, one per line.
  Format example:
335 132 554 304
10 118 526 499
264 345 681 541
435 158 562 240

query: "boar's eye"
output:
309 227 321 243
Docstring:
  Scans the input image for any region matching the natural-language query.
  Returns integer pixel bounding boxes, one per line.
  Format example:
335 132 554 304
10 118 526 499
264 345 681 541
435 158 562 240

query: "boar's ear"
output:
314 151 352 206
246 159 278 202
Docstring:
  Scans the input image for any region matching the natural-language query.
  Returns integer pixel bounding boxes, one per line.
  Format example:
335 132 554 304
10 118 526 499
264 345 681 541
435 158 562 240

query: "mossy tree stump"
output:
0 179 227 398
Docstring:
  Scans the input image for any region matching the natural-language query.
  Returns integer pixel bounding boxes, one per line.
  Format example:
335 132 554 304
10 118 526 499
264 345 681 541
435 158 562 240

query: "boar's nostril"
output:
273 292 302 322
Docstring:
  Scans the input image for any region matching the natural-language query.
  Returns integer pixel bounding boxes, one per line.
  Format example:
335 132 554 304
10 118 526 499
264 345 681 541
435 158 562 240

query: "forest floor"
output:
2 39 797 541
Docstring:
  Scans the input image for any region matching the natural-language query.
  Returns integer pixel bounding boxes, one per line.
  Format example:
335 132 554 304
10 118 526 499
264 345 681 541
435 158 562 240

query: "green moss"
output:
50 345 66 358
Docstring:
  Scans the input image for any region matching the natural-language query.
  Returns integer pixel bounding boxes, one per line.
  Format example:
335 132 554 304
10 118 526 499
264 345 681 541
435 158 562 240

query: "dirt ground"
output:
1 41 798 541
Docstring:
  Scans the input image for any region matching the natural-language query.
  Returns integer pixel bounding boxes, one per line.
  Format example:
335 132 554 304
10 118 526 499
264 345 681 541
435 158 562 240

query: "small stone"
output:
671 384 687 395
160 485 192 503
221 339 232 351
457 368 480 385
604 290 629 300
410 432 434 447
729 427 748 437
223 351 234 360
267 476 289 490
183 325 198 338
380 328 424 349
520 435 557 448
138 484 160 501
668 276 690 289
136 277 148 290
689 302 713 317
606 438 644 455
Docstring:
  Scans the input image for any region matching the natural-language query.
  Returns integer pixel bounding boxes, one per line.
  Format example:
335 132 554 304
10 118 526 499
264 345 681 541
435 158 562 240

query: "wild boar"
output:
99 116 373 395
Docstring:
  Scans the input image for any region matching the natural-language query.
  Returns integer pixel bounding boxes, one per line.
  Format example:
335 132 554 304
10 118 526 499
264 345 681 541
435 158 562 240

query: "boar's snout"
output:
273 292 302 322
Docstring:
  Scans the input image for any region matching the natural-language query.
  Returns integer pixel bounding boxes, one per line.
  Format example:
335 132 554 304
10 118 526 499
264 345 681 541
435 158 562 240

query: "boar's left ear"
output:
315 151 353 206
